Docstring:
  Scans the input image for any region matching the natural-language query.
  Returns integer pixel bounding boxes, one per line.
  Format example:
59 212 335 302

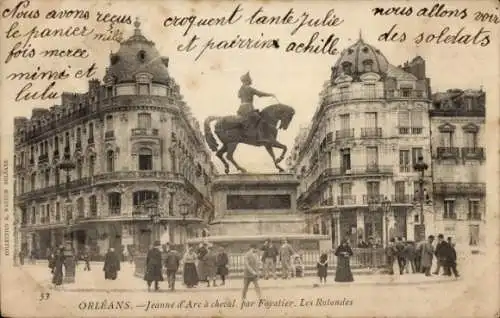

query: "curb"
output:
51 277 460 294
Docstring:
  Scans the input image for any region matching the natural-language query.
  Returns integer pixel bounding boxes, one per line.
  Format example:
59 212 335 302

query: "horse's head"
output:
262 104 295 130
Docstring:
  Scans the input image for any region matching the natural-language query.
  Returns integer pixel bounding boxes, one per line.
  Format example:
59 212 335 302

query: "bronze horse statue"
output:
204 104 295 174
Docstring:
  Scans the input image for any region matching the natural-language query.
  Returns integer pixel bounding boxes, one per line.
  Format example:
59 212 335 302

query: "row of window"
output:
440 131 479 148
321 111 424 131
443 199 482 220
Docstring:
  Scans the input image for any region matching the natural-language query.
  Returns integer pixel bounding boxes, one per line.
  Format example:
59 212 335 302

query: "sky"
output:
1 0 498 173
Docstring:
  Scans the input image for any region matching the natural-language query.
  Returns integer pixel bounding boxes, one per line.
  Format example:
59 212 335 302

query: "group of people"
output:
385 234 459 278
260 239 305 279
143 240 230 292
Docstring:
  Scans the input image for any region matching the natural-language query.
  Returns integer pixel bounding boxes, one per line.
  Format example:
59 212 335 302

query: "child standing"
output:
317 252 328 284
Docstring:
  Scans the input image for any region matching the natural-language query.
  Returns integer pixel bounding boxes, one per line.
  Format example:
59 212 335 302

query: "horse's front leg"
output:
266 139 287 164
265 145 284 172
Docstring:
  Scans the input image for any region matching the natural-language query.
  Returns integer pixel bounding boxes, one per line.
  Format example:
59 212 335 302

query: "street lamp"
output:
381 197 392 246
57 150 76 283
413 155 428 226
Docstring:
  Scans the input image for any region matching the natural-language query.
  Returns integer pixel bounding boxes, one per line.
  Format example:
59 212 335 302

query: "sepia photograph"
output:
0 0 498 317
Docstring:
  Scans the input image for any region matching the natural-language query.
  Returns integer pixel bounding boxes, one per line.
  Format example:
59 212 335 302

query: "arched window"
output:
138 148 153 171
89 195 97 217
44 170 50 187
54 168 60 185
31 173 36 190
363 59 374 72
138 113 152 129
77 197 84 218
341 62 352 75
76 159 83 179
20 177 25 193
55 202 60 221
89 156 95 176
108 192 121 215
106 150 115 172
133 191 159 214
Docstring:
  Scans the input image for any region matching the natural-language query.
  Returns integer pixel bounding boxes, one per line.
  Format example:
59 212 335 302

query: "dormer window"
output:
138 50 146 62
342 62 352 75
363 59 373 72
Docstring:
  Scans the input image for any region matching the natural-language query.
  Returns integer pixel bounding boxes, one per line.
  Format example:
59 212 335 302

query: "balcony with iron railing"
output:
323 165 393 178
362 195 385 204
321 89 427 107
360 127 382 138
38 154 49 165
433 182 485 195
436 147 460 160
467 213 482 221
88 136 95 145
337 195 356 205
335 129 355 140
131 128 160 138
429 108 485 117
461 147 485 161
105 130 115 140
320 197 335 206
391 194 415 204
109 207 121 216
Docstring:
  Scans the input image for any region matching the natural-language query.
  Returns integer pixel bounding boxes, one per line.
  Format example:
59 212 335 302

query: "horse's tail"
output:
204 116 222 152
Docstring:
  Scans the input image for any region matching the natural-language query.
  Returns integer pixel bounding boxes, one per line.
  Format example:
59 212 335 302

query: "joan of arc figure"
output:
238 72 275 140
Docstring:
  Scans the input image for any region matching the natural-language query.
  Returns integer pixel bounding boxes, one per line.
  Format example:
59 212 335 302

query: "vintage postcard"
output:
0 0 499 317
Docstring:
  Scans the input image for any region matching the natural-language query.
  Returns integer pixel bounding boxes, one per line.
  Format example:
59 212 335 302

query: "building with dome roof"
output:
289 36 433 247
13 20 216 259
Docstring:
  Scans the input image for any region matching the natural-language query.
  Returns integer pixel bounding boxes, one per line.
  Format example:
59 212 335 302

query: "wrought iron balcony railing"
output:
335 129 355 139
433 182 485 195
461 147 484 161
105 130 115 139
337 195 356 205
436 147 460 160
391 194 414 204
131 128 159 137
362 195 385 204
38 154 49 164
361 127 382 138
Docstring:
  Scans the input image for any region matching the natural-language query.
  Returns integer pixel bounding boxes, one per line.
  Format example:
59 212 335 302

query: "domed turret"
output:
105 18 170 84
331 34 389 81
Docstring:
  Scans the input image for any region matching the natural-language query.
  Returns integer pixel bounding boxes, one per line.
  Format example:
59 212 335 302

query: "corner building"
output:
13 21 215 258
429 89 486 250
290 37 433 247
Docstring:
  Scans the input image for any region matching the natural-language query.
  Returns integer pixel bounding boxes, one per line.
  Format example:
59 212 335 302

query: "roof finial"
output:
134 17 141 35
359 29 363 42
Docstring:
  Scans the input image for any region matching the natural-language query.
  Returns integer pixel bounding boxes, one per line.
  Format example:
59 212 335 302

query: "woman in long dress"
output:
52 247 64 287
334 239 354 282
103 248 120 280
182 246 199 288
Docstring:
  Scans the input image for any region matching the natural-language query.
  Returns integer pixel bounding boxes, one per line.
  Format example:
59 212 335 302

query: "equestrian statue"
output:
204 72 295 174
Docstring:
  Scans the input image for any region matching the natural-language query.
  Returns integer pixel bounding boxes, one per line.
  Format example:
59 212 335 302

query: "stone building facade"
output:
429 89 486 250
289 36 434 247
13 21 215 258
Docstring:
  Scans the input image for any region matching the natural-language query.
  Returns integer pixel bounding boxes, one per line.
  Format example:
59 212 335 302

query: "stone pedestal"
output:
189 173 328 253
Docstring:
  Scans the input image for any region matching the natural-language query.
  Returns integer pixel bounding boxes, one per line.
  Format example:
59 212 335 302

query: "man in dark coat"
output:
403 241 416 273
205 245 218 287
164 244 181 291
446 237 460 278
103 247 120 280
395 237 406 275
433 234 450 275
216 246 229 285
385 238 397 275
262 240 278 280
144 241 163 291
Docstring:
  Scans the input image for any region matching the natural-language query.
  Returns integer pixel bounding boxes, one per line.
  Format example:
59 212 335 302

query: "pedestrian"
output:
291 253 304 278
415 240 424 273
103 247 120 280
385 238 397 275
48 248 56 274
446 237 460 278
164 243 181 291
216 246 229 286
262 240 278 280
317 252 328 284
357 236 368 248
205 245 218 287
18 250 25 266
242 244 262 301
433 234 450 276
403 241 417 273
334 239 354 282
395 237 406 275
196 242 209 284
144 240 164 292
279 239 295 279
182 245 199 288
30 249 37 264
421 235 435 276
52 246 64 288
82 248 91 271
